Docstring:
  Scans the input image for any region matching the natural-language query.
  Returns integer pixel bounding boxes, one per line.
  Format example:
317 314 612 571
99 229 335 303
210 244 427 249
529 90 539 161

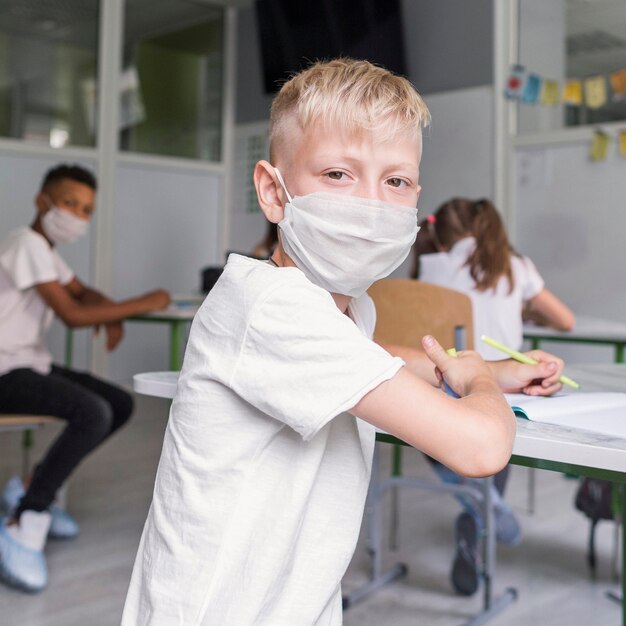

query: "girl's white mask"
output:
41 203 89 245
274 168 419 298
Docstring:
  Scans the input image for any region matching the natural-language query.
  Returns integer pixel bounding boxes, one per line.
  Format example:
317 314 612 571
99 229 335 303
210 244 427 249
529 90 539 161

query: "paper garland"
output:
506 65 626 108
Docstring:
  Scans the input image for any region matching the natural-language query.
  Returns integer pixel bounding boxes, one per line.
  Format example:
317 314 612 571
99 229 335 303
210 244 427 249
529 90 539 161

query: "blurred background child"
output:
411 197 574 595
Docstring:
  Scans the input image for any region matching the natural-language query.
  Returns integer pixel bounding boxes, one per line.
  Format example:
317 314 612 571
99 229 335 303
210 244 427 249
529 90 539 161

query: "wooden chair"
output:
368 278 474 352
367 278 474 549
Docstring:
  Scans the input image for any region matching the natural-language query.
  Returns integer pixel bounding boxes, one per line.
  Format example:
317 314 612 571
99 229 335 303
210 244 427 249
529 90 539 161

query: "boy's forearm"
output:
62 296 154 328
76 286 113 307
377 342 438 385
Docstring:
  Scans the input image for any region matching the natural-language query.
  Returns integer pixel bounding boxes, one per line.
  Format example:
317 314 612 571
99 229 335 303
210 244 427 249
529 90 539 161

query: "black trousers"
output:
0 365 133 517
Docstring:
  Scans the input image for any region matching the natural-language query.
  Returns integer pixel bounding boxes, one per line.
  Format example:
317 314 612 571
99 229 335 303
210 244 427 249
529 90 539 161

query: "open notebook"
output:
505 392 626 439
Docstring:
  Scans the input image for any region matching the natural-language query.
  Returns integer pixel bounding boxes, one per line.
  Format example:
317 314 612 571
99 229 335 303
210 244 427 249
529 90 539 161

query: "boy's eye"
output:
386 177 407 188
326 171 345 181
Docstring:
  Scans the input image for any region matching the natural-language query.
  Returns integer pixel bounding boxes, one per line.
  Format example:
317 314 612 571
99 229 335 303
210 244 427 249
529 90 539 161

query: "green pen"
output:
481 335 580 389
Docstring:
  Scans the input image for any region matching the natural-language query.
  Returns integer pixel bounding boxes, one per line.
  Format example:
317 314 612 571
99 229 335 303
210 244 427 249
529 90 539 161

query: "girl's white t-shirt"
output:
122 254 404 626
419 237 544 360
0 227 74 376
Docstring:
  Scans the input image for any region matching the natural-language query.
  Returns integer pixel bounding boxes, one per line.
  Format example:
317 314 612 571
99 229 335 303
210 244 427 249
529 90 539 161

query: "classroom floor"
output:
0 393 621 626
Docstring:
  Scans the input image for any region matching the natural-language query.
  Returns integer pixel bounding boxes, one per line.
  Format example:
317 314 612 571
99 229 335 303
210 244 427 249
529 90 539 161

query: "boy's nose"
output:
356 182 383 202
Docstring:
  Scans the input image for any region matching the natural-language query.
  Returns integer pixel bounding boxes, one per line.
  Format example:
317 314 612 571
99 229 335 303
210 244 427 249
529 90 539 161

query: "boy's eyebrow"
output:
312 154 419 172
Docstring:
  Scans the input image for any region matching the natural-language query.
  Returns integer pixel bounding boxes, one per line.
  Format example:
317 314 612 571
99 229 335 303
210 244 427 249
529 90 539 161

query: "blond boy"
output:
122 59 563 625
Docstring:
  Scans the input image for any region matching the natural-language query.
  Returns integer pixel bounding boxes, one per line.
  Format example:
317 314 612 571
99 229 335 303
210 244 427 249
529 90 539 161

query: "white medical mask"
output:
274 168 419 298
41 204 89 245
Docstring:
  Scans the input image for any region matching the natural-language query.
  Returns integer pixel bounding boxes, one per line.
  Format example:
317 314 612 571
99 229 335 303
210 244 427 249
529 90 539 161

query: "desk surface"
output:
524 315 626 342
133 365 626 475
130 295 204 322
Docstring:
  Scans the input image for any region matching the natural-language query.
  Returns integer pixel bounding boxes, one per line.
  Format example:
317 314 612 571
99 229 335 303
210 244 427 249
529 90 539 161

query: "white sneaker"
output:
0 511 51 592
1 476 79 540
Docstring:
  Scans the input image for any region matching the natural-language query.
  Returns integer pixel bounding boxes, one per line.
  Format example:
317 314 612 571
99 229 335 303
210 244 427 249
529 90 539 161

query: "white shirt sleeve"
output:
0 231 73 290
230 281 404 441
518 255 545 301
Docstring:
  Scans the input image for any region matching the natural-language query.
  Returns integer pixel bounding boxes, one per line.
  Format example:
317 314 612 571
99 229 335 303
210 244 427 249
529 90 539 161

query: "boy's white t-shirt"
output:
0 227 74 376
419 237 544 360
122 254 404 626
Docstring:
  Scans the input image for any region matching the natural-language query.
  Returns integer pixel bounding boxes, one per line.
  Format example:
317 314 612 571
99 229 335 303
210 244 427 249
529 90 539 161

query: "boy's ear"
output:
34 192 50 216
254 160 286 223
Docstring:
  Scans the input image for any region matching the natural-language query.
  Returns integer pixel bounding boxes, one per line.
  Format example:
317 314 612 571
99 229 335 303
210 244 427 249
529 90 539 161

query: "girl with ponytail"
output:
414 197 574 360
411 197 574 597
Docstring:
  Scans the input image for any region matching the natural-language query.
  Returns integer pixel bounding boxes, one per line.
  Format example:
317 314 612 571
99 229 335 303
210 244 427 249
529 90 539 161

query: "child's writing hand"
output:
489 349 564 396
421 335 494 398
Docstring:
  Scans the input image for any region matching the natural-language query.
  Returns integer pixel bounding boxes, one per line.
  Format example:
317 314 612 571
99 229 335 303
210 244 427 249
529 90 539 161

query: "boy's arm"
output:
65 278 126 350
354 336 515 477
35 279 170 329
379 341 565 396
66 277 113 306
377 342 439 385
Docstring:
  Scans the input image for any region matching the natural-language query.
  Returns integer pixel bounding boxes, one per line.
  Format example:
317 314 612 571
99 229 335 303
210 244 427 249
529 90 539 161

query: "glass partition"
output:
0 0 99 148
121 0 224 161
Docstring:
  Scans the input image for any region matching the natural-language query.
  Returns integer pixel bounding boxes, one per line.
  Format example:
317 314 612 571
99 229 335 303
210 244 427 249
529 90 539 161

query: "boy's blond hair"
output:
269 58 430 158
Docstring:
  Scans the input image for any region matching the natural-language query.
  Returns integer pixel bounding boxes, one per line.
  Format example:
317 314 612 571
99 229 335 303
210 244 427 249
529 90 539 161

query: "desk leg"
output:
616 343 625 364
389 445 403 549
170 322 184 371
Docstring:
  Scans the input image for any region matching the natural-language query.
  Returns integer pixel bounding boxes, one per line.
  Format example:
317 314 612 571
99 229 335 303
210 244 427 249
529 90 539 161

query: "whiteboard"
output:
515 142 626 361
515 143 626 320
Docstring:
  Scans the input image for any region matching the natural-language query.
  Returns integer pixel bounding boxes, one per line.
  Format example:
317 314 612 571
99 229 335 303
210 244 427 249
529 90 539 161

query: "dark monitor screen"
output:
255 0 407 93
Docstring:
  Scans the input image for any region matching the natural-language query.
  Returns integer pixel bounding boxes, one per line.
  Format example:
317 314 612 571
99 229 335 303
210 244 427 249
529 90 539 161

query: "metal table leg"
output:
343 444 518 624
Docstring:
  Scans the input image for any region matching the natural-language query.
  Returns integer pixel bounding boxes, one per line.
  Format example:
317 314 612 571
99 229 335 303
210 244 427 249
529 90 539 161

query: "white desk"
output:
133 365 626 474
133 366 626 625
524 315 626 363
133 371 179 399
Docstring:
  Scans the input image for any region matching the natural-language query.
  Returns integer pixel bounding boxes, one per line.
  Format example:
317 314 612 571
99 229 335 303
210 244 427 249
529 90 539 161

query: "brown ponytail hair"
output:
430 197 515 293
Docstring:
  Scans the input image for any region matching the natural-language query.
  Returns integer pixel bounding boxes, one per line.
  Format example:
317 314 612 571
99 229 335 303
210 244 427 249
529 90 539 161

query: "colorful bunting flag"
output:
610 69 626 101
505 65 526 100
563 80 583 105
540 80 559 105
522 74 541 103
590 130 610 162
584 75 607 109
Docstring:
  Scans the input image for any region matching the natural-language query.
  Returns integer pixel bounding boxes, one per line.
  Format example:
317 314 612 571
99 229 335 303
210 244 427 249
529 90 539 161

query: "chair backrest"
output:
368 279 474 351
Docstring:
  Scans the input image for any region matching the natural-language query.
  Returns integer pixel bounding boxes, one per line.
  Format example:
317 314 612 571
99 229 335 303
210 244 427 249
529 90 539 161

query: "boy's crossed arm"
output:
353 336 564 477
35 277 170 350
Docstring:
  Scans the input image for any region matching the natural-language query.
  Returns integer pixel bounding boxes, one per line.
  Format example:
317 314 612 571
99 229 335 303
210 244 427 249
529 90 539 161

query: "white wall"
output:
515 142 626 361
229 121 269 255
106 161 222 382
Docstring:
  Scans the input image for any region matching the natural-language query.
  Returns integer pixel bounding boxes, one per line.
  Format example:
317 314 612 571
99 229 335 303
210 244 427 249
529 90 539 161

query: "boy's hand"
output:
141 289 171 311
488 350 564 396
105 321 124 351
421 335 495 397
